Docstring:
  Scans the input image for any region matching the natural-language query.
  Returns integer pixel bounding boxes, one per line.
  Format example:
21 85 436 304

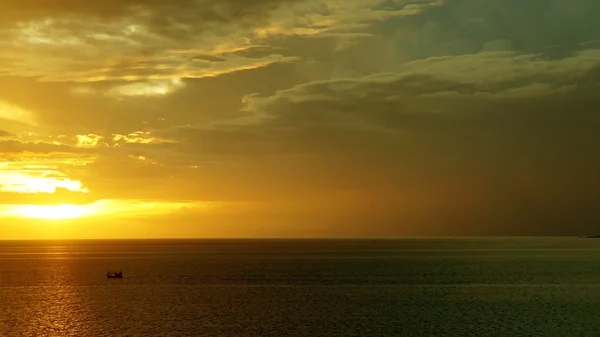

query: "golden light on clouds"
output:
75 134 102 148
70 132 172 149
1 154 96 169
107 78 185 97
112 131 172 145
0 100 37 126
1 0 600 239
0 171 88 194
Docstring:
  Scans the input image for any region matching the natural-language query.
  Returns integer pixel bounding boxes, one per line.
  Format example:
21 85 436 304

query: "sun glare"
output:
0 172 89 194
8 204 93 220
0 199 207 221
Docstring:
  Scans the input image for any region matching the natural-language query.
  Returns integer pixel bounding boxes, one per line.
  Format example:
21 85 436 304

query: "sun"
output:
7 204 93 220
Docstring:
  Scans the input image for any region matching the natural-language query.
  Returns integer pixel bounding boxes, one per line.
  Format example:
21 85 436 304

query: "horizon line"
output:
0 235 585 242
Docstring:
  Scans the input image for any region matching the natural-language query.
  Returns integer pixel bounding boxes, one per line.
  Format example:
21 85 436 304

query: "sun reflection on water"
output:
21 246 92 337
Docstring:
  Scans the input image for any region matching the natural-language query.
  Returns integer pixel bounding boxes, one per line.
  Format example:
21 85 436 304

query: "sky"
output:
0 0 599 239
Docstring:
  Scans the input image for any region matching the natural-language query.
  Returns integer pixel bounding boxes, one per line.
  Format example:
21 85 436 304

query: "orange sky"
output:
1 0 600 239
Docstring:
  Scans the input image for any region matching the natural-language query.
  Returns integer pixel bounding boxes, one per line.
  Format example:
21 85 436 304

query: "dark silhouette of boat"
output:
107 271 123 279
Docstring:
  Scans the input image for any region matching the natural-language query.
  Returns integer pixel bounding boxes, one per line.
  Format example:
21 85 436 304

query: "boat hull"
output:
106 271 123 279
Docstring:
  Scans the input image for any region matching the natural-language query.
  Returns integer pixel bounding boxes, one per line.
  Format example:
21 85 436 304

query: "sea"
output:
1 237 600 336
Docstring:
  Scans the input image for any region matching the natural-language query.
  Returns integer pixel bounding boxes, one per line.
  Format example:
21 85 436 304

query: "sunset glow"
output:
7 204 92 220
0 172 88 194
0 199 207 222
1 0 599 238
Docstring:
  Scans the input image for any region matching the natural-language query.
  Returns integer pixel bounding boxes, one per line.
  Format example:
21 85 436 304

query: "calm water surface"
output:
1 237 600 336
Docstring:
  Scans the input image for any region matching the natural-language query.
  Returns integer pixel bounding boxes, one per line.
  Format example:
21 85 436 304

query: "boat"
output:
107 271 123 279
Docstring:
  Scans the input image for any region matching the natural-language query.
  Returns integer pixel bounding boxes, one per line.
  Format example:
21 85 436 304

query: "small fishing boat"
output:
107 271 123 279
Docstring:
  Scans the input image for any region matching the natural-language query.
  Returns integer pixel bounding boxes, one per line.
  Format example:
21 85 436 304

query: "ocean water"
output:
1 237 600 336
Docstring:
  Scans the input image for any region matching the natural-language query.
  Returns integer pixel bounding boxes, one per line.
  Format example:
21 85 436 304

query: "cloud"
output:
71 79 189 97
104 78 185 97
159 49 600 156
0 139 94 198
0 1 297 82
0 100 37 126
112 131 175 145
139 48 600 234
0 139 78 153
0 154 97 201
1 0 600 236
289 0 600 82
75 134 103 148
0 170 88 194
0 0 437 83
0 130 11 138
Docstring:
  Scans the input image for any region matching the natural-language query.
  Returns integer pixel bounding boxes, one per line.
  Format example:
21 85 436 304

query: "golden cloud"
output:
0 171 88 194
106 78 185 97
75 134 103 148
0 0 437 84
112 131 174 145
0 100 37 126
0 154 94 196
